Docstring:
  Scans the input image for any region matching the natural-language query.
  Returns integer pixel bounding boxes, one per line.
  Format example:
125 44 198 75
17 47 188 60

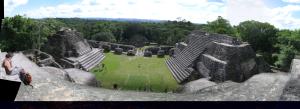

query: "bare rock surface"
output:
181 78 217 93
41 67 71 82
280 59 300 101
0 53 291 101
64 68 99 87
191 72 289 101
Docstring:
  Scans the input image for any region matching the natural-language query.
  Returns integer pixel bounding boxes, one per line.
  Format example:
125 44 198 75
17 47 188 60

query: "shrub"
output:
114 48 123 55
144 51 152 57
91 32 116 42
157 50 165 58
102 44 111 53
275 45 296 71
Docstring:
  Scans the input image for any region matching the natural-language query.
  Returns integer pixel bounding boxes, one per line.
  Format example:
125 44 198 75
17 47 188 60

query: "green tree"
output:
91 31 116 42
236 20 278 53
275 45 296 71
1 15 35 51
236 20 278 65
205 16 235 36
277 29 300 51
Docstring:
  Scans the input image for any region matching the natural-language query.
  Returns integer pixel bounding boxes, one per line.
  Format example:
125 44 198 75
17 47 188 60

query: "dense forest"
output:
0 15 299 71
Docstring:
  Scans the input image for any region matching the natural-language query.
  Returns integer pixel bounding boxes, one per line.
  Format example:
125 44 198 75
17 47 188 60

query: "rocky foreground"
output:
0 53 297 101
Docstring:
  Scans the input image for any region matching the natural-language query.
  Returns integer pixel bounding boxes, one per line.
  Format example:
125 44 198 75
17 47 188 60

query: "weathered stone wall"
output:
145 47 160 55
195 42 259 82
199 54 227 82
160 46 174 55
167 30 261 83
88 40 136 52
22 49 62 68
43 28 92 59
88 40 101 48
185 30 207 44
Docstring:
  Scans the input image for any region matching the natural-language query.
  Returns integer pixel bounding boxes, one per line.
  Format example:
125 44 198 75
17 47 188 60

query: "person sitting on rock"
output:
2 53 26 75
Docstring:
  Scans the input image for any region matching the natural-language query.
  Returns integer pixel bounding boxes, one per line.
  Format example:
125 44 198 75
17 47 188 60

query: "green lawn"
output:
91 52 179 92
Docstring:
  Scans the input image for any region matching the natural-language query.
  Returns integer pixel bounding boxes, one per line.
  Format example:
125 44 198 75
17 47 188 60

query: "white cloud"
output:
25 0 225 23
12 0 300 29
225 0 271 25
282 0 300 3
225 0 300 29
4 0 28 16
270 5 300 29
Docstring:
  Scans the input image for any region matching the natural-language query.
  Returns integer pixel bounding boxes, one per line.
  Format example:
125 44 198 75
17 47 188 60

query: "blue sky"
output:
4 0 300 29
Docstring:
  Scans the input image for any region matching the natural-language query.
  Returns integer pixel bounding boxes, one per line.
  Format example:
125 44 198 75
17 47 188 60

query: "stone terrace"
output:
65 48 105 71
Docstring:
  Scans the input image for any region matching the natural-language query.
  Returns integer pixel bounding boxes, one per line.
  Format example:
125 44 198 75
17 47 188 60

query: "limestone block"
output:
196 62 210 78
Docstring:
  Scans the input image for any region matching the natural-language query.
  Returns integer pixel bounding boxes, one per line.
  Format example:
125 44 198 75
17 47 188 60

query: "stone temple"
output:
43 27 105 71
167 30 258 83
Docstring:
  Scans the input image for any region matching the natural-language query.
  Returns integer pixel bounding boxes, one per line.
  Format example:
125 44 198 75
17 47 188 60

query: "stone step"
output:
166 59 181 82
78 48 92 56
86 56 105 71
173 58 189 78
166 59 186 82
80 51 101 65
82 55 105 71
83 54 104 68
78 49 99 62
167 58 191 82
81 52 103 68
77 52 95 62
165 36 215 83
81 52 103 66
170 59 186 78
169 60 186 81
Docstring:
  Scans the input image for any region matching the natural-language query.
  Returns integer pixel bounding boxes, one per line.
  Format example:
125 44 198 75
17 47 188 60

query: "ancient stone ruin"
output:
127 50 136 56
43 28 105 71
114 48 124 55
1 28 299 101
144 51 152 57
22 49 62 68
166 30 260 83
144 46 173 56
88 40 136 55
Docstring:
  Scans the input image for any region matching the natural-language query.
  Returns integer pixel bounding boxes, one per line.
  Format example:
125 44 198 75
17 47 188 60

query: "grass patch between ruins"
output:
91 52 179 92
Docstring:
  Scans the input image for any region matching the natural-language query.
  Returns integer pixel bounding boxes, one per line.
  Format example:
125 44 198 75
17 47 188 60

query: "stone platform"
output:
65 68 99 87
0 53 292 101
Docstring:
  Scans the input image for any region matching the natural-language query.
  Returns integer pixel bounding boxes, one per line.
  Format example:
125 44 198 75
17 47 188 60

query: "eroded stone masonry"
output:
43 28 105 71
167 30 263 83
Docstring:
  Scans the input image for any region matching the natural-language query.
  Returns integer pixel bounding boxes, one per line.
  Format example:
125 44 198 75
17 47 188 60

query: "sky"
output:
4 0 300 29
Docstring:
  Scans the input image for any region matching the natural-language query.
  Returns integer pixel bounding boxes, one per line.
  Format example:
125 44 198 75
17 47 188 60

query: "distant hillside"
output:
84 17 167 23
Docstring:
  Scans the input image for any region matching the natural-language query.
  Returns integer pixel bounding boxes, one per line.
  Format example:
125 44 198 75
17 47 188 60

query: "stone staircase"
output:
166 35 213 83
66 48 105 71
166 33 243 83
